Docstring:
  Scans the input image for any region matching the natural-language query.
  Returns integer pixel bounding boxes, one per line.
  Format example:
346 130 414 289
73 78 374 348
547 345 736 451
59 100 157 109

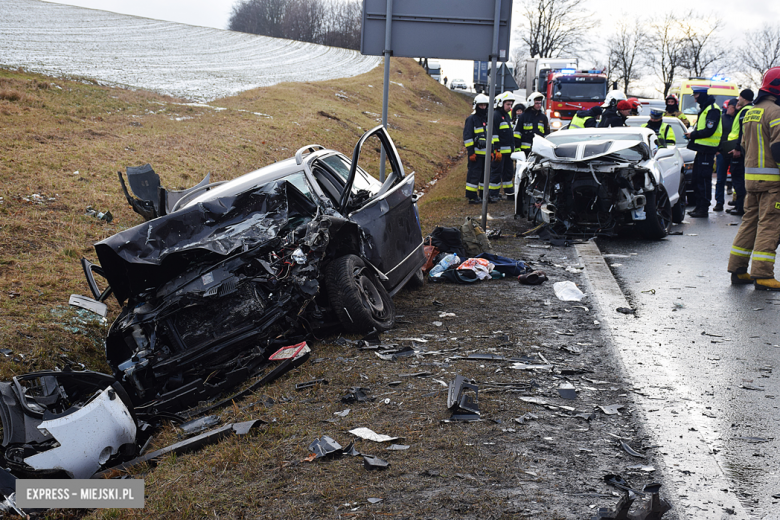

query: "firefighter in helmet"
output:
727 67 780 290
518 92 550 154
597 90 627 127
489 91 517 201
664 94 690 127
462 94 497 204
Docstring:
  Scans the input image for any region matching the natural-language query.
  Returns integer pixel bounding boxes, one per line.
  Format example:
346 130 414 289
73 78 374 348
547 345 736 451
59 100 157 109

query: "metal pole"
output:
481 0 502 230
380 0 393 182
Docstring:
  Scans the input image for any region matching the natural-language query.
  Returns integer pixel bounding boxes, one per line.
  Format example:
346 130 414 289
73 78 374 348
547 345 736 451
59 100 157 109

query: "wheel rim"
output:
353 268 386 317
656 188 672 229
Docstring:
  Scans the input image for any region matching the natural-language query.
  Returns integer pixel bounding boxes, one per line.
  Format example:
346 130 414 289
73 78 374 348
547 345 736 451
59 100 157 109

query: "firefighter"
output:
628 98 641 116
462 93 497 204
726 89 755 216
601 100 631 127
684 85 722 218
664 94 690 127
642 109 676 147
569 106 602 129
490 91 516 201
597 90 627 127
512 100 526 154
727 67 780 290
518 92 550 154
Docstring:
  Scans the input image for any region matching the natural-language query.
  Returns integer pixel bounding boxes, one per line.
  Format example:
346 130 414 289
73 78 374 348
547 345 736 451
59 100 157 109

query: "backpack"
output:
460 217 493 257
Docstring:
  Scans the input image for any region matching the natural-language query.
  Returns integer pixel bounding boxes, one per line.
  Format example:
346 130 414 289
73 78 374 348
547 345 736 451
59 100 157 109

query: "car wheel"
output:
671 199 685 224
637 187 672 239
405 267 425 290
325 254 395 332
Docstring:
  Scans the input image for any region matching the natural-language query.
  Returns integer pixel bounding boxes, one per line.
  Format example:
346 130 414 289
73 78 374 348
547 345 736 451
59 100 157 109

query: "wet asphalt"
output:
588 209 780 519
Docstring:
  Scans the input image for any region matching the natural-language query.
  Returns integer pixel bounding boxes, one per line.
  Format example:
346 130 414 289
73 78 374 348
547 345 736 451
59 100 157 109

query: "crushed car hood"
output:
533 136 650 163
95 181 318 302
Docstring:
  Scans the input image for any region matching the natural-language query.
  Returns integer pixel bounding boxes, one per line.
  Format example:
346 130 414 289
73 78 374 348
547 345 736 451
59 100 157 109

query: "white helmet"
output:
527 92 545 106
601 90 627 108
494 91 516 109
473 93 490 109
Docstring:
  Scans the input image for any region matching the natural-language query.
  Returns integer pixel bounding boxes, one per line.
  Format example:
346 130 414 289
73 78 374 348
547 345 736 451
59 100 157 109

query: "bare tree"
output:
647 13 686 96
678 12 725 78
606 21 648 94
738 25 780 88
508 45 529 88
516 0 599 58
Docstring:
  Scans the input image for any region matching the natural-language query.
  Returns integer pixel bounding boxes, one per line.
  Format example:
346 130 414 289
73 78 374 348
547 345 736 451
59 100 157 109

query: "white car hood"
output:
532 136 649 163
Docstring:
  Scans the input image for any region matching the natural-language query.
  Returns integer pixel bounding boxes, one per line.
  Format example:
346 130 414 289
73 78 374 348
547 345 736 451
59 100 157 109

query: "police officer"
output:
490 91 516 201
569 106 602 129
664 94 691 127
518 92 550 154
642 109 676 147
726 89 755 216
463 94 497 204
684 85 722 218
727 67 780 291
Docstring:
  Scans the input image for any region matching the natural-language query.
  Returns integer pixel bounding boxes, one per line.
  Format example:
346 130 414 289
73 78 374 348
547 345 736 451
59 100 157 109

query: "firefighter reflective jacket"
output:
463 112 496 156
493 108 514 154
569 111 597 129
742 95 780 185
726 104 752 153
518 110 550 151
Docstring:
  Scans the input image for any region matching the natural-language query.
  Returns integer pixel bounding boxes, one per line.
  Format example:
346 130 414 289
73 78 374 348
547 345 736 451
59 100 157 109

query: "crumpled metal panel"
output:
24 386 137 479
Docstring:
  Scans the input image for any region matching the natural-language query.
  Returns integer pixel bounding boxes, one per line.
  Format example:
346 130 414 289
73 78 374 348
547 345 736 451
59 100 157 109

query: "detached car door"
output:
317 126 424 294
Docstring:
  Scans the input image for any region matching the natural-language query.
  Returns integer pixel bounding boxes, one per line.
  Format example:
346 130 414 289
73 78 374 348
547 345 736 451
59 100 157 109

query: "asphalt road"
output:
580 209 780 520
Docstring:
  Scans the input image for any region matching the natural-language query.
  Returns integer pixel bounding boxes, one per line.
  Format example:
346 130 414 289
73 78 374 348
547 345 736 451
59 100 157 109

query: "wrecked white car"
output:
78 126 424 412
513 127 685 239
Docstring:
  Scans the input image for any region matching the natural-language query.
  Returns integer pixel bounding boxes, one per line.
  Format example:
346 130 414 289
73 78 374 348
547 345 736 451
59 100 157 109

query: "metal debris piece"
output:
616 307 635 315
296 379 328 390
741 383 764 391
514 412 538 424
627 465 656 472
341 387 373 403
575 412 595 421
348 427 399 443
510 363 553 371
179 415 221 435
620 440 646 458
368 498 383 504
737 436 769 443
308 435 343 459
558 382 577 400
68 294 108 317
333 409 351 417
466 353 506 361
399 371 432 378
600 404 625 415
362 454 389 470
447 375 480 421
386 444 410 451
85 206 113 222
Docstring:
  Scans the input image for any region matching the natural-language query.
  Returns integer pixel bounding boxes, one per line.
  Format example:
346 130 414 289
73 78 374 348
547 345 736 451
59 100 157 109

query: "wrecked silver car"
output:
80 126 424 412
513 127 685 239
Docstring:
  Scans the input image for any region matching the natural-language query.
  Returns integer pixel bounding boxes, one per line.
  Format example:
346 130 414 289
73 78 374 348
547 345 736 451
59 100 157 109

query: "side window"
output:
320 155 381 196
280 171 315 202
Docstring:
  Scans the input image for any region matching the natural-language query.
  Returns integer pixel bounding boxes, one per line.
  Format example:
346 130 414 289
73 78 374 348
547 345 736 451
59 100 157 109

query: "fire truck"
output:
526 58 608 130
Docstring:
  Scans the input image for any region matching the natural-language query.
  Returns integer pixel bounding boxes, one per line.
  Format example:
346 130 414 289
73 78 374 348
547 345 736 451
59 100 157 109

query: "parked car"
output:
81 126 425 412
513 126 685 239
624 116 694 205
450 79 468 90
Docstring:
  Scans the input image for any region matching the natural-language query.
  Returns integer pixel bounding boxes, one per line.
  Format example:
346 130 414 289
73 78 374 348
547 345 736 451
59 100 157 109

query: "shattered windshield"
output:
552 79 607 101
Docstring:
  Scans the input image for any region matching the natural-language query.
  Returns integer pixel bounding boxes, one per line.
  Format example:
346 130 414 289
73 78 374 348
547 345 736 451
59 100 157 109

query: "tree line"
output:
510 0 780 95
229 0 361 51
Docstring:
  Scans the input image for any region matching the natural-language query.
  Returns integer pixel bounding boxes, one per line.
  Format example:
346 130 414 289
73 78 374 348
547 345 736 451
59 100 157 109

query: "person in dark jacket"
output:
714 99 736 211
490 91 517 201
599 100 631 127
462 94 496 204
569 106 602 128
725 89 755 215
512 101 526 153
518 92 550 153
642 109 676 147
685 85 722 218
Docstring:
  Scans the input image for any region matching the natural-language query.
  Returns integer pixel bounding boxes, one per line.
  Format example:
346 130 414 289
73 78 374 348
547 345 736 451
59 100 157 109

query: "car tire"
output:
405 267 425 289
325 254 395 332
671 199 685 224
637 187 672 239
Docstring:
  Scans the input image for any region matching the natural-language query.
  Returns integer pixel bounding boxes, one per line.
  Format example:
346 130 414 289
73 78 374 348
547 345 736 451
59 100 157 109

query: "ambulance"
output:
667 76 740 127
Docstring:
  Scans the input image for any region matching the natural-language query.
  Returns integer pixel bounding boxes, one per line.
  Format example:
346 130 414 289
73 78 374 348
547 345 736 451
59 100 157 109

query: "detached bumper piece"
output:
446 375 481 422
0 371 138 481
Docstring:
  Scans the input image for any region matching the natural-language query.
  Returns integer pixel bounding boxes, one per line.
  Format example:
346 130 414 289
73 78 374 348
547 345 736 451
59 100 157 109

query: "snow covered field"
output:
0 0 381 102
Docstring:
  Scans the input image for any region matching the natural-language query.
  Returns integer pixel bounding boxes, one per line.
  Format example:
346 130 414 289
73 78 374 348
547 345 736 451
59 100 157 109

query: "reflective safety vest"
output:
569 114 592 129
642 122 676 147
727 105 751 141
692 103 722 148
743 105 780 181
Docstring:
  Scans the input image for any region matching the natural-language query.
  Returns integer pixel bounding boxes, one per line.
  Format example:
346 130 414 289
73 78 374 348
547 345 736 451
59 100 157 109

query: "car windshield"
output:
552 79 607 101
681 93 734 114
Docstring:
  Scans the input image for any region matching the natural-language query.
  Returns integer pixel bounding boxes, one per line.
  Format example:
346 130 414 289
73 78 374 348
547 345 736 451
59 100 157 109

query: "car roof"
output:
555 126 656 137
624 116 685 126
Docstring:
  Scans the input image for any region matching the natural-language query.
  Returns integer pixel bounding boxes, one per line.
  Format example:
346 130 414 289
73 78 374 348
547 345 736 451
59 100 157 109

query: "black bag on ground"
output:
428 227 466 258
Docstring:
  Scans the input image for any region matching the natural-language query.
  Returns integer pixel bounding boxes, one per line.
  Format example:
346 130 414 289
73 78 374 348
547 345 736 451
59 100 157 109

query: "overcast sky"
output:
44 0 776 93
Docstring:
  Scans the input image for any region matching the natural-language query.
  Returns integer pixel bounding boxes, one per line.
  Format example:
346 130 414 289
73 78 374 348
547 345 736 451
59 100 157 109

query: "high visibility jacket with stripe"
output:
726 104 752 153
741 95 780 186
493 108 514 154
518 110 550 151
687 100 722 153
642 121 676 147
463 112 497 157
